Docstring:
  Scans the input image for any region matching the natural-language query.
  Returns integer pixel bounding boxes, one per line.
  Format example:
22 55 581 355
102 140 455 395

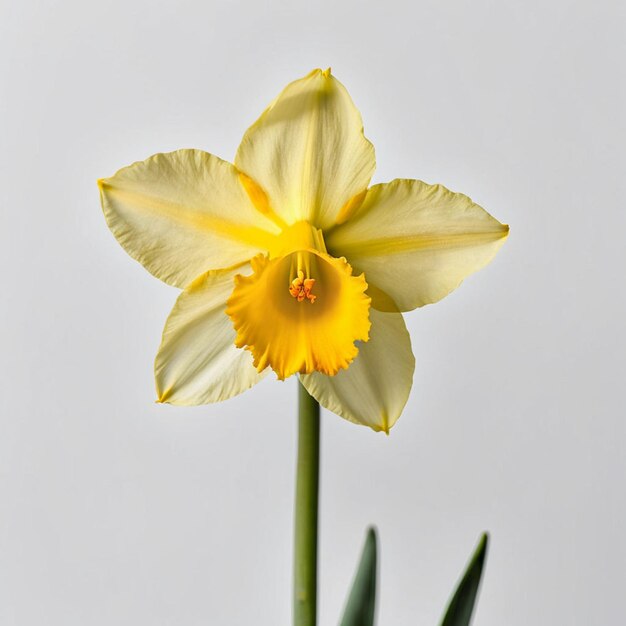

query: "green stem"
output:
293 382 320 626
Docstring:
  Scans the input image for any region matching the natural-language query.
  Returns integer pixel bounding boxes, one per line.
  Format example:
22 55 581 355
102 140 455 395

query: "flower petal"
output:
235 69 375 230
155 264 266 405
326 179 509 311
300 309 414 432
99 150 280 288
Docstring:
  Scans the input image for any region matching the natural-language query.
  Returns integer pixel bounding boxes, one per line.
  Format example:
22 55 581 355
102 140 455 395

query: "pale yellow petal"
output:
300 309 414 432
235 69 375 230
326 179 509 311
99 149 280 288
155 264 266 405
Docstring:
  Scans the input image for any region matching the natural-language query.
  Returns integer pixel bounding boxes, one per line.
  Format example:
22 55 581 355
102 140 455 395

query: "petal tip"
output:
380 413 391 435
308 67 332 78
156 386 172 404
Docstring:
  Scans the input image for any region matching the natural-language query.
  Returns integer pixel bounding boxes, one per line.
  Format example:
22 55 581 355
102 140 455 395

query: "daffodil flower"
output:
99 68 508 432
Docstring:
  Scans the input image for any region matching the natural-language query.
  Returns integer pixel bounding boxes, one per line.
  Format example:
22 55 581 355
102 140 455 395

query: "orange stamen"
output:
289 270 316 303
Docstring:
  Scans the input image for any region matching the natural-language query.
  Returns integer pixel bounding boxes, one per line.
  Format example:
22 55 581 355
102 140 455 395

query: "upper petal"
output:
99 149 281 288
235 69 375 230
326 179 509 311
300 309 415 432
155 263 267 405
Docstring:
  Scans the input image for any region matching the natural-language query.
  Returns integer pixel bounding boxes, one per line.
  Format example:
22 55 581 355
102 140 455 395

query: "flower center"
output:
289 270 316 303
226 248 371 380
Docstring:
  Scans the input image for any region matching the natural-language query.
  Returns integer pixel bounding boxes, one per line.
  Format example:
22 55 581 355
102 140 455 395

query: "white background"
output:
1 1 624 624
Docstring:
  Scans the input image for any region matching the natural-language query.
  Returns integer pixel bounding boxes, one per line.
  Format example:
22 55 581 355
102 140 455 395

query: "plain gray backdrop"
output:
1 0 624 624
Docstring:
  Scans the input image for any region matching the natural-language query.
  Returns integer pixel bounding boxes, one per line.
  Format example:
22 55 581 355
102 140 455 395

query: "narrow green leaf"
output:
339 527 378 626
439 533 489 626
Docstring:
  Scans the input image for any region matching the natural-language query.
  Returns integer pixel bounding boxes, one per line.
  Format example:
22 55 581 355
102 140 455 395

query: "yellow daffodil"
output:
99 68 508 432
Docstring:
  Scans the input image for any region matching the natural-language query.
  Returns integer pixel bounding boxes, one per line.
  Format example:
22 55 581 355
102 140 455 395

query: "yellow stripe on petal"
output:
327 179 509 311
235 69 376 230
226 251 371 380
99 150 281 288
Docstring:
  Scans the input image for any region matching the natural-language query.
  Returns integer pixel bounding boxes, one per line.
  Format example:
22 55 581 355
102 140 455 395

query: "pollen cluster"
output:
289 270 316 303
